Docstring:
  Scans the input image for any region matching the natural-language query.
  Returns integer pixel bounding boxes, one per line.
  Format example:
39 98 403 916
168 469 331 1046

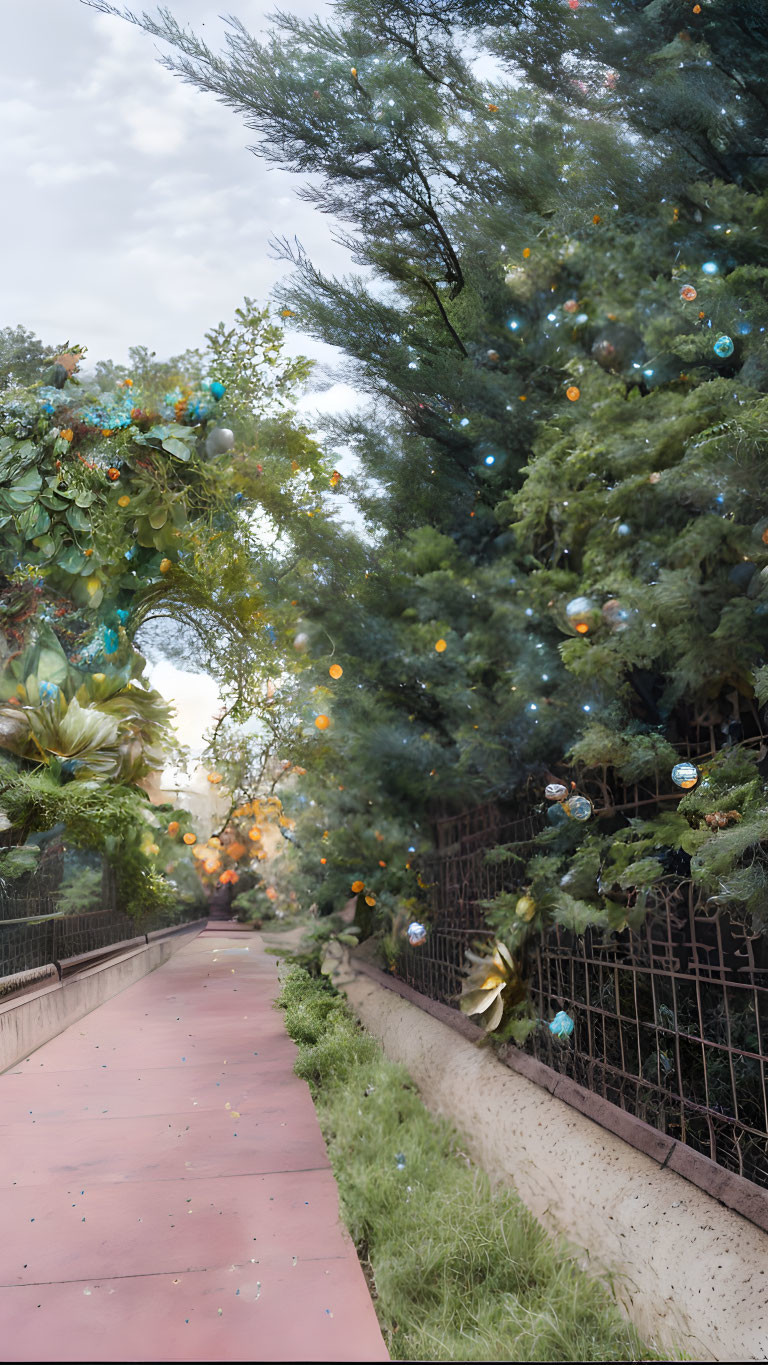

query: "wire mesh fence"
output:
395 793 768 1191
0 842 204 980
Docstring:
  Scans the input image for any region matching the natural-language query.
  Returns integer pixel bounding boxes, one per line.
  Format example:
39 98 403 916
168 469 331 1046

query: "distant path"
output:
0 924 388 1362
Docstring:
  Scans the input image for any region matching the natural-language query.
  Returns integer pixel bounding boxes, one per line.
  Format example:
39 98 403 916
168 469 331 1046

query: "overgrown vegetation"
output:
277 965 666 1363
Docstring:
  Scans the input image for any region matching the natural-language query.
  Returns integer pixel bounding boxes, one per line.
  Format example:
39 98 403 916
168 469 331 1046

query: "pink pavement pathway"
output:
0 926 389 1363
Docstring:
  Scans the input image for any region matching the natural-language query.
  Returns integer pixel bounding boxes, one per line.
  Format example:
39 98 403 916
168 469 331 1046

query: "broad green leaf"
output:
161 437 191 462
36 645 69 685
32 534 57 559
17 503 50 539
57 545 86 574
38 490 69 511
148 506 168 529
65 505 91 533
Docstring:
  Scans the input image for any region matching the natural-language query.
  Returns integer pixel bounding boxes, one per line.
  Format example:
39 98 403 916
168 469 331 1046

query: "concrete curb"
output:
338 954 768 1363
0 920 206 1074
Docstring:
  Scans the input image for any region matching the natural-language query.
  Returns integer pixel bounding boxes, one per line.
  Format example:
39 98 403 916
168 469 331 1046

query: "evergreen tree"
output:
90 2 768 955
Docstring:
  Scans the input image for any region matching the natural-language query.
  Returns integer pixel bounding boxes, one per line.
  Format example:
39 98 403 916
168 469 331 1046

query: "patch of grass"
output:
276 966 669 1363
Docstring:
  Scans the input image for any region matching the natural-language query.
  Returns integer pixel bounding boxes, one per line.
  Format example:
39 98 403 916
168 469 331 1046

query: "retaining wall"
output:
0 920 206 1074
337 954 768 1363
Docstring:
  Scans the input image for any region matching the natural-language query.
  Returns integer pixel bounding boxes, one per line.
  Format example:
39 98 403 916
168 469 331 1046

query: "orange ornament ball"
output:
167 821 179 836
435 638 447 653
329 664 343 679
315 714 331 730
351 880 365 893
265 886 278 901
566 386 581 402
106 467 121 481
207 772 223 784
183 832 197 845
248 827 262 842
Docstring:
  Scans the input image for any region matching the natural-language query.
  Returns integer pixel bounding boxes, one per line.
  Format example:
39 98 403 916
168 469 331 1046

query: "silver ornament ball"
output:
205 427 235 457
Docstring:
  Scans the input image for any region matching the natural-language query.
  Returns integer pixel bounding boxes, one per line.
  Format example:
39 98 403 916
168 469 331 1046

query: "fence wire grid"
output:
396 783 768 1191
0 842 203 980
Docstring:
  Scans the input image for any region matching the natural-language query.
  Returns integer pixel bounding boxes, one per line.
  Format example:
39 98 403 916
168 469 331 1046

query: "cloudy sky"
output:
3 0 357 393
2 0 361 755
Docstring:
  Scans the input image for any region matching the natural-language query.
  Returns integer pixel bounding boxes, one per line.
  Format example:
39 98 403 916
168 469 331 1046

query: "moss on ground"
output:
276 965 669 1363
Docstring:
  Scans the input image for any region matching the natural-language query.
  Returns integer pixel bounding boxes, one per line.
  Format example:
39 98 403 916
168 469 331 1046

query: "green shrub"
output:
277 967 669 1363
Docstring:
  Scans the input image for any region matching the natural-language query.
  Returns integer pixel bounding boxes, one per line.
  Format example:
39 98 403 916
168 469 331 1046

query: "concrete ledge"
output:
0 920 205 1074
339 957 768 1363
0 964 59 1004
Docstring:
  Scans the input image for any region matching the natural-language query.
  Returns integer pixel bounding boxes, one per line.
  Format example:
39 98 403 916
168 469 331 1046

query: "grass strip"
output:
276 964 669 1363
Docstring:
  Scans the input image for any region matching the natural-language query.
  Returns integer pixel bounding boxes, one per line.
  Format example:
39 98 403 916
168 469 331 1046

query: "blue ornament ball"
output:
713 335 734 358
701 261 719 276
549 1010 575 1038
209 380 226 400
407 920 427 946
566 794 593 822
671 761 698 789
38 680 59 704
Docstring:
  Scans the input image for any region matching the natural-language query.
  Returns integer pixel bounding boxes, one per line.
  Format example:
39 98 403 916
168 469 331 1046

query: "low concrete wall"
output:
340 964 768 1363
0 921 204 1074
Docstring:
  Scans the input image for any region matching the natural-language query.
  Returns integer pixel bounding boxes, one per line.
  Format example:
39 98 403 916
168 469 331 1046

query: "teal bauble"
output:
549 1010 575 1038
209 380 226 400
547 802 569 827
713 335 734 358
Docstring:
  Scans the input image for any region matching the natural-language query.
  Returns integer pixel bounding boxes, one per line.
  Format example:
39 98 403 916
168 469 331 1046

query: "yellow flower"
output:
460 941 524 1032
